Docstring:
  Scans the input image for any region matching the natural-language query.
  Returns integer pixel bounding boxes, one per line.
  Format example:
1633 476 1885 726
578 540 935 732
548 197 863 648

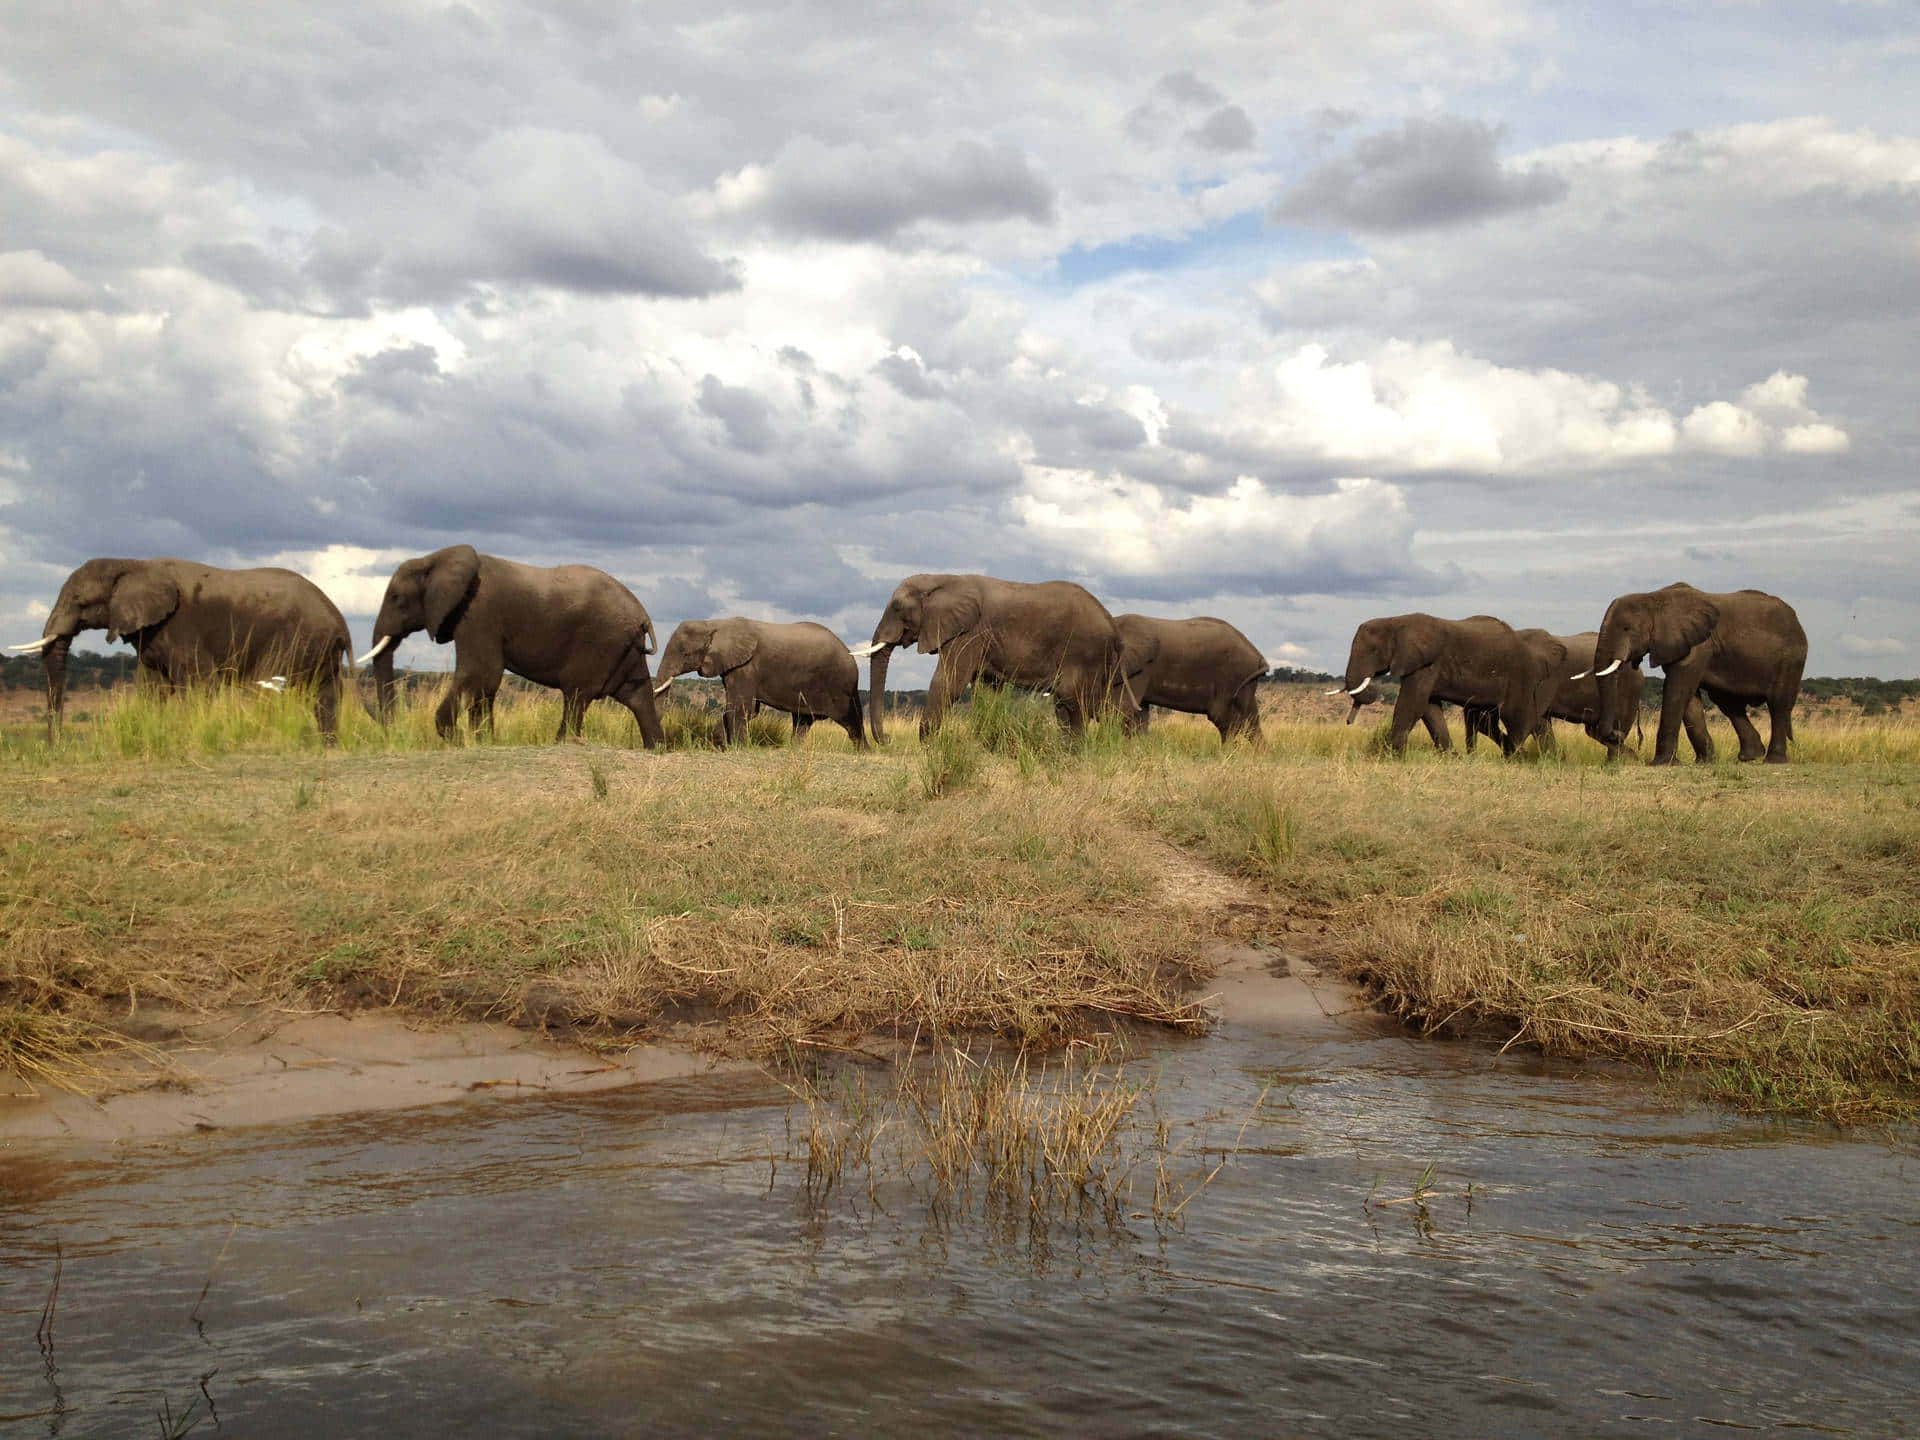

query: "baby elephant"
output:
654 618 867 748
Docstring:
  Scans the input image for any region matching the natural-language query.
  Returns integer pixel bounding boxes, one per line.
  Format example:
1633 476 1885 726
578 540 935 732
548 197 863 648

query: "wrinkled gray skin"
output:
1593 583 1806 765
654 618 866 748
1116 614 1266 742
865 574 1138 741
25 558 352 742
366 545 664 746
1339 614 1557 757
1458 631 1676 761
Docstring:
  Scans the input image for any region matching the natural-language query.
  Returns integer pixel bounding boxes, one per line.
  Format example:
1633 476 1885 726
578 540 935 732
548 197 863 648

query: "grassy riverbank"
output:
3 682 1917 1119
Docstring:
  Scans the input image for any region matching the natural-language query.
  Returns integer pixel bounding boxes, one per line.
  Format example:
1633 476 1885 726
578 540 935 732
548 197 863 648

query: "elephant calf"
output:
654 617 867 748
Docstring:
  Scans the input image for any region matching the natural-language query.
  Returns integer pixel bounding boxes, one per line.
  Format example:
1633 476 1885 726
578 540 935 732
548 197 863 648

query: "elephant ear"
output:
1116 618 1158 679
1388 618 1444 676
107 569 180 640
1533 636 1568 680
424 545 481 644
703 620 759 676
1648 591 1718 669
918 583 981 655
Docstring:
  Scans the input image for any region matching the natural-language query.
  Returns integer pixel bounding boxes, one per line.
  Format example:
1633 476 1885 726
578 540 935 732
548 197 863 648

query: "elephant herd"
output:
9 552 1808 766
1334 586 1808 765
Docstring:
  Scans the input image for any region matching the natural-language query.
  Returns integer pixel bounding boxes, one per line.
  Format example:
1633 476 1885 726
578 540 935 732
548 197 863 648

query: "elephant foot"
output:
1647 755 1679 767
1765 753 1790 765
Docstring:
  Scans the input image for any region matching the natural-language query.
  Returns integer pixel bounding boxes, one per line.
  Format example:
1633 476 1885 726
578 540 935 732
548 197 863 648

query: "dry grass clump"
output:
1130 748 1920 1119
785 1042 1254 1237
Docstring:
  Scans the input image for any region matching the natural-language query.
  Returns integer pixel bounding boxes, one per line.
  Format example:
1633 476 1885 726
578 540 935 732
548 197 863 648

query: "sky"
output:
3 0 1917 683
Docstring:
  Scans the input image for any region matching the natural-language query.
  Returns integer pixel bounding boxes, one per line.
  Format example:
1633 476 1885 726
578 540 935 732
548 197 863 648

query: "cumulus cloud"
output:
1170 344 1851 474
1681 371 1850 456
0 250 97 309
1273 116 1567 231
1837 634 1907 658
1014 469 1429 595
702 138 1055 241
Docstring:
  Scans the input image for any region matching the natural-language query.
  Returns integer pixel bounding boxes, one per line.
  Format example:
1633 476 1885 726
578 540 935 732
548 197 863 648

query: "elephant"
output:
854 574 1138 741
1457 631 1674 761
652 617 867 748
10 557 353 741
1585 582 1806 765
1115 614 1266 741
1333 613 1557 757
360 545 665 747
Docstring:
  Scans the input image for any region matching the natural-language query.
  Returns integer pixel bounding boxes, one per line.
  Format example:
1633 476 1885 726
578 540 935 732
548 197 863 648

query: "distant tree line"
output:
0 652 138 690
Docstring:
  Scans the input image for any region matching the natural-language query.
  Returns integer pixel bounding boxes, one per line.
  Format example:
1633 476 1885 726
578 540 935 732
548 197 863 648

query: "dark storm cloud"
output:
742 138 1056 240
1273 116 1568 231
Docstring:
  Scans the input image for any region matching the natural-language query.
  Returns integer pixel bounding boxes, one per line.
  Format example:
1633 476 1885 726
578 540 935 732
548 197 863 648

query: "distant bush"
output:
1801 676 1920 706
0 651 139 690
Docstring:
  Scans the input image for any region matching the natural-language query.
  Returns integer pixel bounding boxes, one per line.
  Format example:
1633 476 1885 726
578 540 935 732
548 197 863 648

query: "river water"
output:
3 986 1917 1437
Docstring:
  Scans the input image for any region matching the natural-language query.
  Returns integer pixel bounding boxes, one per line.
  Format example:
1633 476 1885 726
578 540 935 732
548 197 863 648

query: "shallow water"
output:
3 1005 1917 1437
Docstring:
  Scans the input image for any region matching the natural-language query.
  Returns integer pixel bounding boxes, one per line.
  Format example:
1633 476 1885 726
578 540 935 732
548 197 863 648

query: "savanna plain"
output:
3 678 1917 1124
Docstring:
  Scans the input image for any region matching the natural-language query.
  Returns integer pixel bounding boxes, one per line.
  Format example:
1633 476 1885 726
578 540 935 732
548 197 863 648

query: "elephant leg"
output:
1391 672 1439 754
1650 674 1706 765
314 670 341 746
920 648 979 739
790 714 813 745
1231 692 1262 744
557 691 587 742
720 676 752 748
1716 696 1765 762
841 692 868 750
433 683 464 740
1125 703 1150 737
1461 705 1488 753
613 671 665 750
469 683 499 740
1053 692 1086 734
1763 686 1795 764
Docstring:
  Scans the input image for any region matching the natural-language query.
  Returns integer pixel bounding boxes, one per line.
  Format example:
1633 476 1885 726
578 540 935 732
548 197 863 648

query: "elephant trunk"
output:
372 642 398 726
42 634 72 742
1592 632 1635 743
868 643 894 744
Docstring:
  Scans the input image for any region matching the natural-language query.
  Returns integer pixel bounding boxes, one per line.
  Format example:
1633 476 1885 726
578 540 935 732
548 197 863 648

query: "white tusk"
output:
256 676 288 692
355 635 394 666
1593 659 1622 677
1567 670 1590 681
7 636 58 653
848 641 886 658
653 679 673 696
1323 688 1347 696
1347 680 1373 695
